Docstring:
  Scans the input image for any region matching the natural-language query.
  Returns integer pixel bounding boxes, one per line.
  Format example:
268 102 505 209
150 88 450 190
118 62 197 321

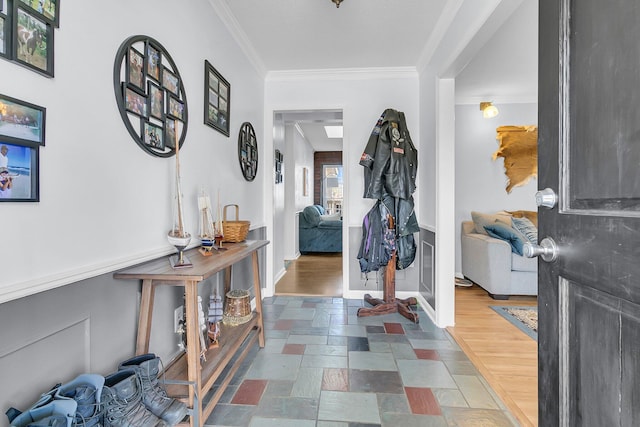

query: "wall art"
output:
0 92 46 145
0 14 6 57
113 35 188 157
147 80 164 121
142 121 163 150
275 149 283 184
204 60 230 136
0 139 39 202
13 4 54 77
17 0 58 27
238 122 257 181
145 41 161 82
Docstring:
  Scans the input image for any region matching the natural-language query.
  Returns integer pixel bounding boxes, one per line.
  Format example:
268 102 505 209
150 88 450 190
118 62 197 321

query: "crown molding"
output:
266 67 418 82
207 0 267 77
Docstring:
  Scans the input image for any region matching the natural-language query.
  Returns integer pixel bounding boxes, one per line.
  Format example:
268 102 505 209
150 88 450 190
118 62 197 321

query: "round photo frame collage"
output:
113 35 188 158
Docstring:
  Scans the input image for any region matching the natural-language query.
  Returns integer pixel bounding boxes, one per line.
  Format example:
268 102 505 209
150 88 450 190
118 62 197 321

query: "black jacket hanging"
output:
357 109 418 272
359 109 418 200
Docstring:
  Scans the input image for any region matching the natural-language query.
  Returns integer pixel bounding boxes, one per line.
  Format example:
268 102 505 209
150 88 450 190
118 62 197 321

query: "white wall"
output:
0 0 265 302
418 66 438 229
266 70 420 226
290 124 314 210
454 103 538 274
273 115 286 278
264 69 420 294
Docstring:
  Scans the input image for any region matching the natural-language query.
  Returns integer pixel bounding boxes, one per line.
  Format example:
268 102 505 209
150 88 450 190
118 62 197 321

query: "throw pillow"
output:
512 216 538 244
484 223 526 256
506 210 538 227
471 211 512 235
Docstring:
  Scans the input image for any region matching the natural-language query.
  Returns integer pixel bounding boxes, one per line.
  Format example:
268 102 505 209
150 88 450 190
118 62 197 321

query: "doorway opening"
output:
272 109 344 297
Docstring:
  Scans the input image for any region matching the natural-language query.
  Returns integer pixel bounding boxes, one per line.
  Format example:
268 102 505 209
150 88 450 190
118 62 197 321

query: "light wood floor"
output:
275 253 343 297
447 284 538 427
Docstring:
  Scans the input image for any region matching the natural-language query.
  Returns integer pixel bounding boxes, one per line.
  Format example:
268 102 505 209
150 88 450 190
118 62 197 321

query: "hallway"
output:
275 254 343 297
206 296 518 426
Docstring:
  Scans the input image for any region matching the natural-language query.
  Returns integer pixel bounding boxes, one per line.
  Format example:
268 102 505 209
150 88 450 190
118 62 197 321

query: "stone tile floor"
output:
205 296 519 427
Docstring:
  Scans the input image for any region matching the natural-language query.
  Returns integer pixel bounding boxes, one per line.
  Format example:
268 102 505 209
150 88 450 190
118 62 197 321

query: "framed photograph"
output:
18 0 59 27
0 140 39 202
142 121 164 149
167 95 184 121
146 41 161 82
0 93 46 145
126 46 145 94
123 84 147 118
0 14 6 57
13 5 54 77
147 80 164 121
162 67 179 96
165 117 176 149
204 60 230 136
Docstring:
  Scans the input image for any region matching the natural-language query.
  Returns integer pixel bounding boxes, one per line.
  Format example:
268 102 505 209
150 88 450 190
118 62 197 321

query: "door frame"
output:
263 104 348 298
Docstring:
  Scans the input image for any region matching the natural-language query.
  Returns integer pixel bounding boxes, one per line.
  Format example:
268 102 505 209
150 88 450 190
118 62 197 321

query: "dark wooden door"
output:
539 0 640 425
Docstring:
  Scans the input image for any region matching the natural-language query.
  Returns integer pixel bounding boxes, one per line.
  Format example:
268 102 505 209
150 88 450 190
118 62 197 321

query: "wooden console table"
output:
114 240 269 427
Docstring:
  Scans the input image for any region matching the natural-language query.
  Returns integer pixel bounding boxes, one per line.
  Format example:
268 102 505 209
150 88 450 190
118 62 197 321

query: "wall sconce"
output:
480 102 499 118
331 0 344 7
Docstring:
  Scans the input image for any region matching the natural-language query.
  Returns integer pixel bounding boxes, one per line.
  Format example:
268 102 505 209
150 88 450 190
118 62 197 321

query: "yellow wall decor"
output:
493 125 538 193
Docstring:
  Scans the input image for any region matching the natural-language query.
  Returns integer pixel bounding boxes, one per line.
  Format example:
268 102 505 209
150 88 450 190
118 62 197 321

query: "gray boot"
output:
9 398 77 427
102 370 167 427
118 354 186 426
54 374 105 427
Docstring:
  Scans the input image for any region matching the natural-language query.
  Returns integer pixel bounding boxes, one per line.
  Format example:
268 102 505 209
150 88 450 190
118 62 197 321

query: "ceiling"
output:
211 0 538 151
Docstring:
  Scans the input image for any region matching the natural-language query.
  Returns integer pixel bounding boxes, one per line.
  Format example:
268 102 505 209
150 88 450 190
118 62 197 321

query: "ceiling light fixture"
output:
331 0 344 8
324 125 343 138
480 102 499 119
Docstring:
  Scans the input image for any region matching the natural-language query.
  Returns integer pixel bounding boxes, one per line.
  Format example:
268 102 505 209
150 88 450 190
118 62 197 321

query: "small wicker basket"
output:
222 289 252 326
222 204 250 243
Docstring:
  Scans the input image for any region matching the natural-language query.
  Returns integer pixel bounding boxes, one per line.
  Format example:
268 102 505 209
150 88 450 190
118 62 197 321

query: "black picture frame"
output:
165 117 176 149
0 140 39 202
141 120 164 150
167 95 184 121
17 0 59 27
123 83 147 118
13 5 54 77
162 66 179 96
238 122 257 182
113 35 188 158
147 80 164 121
126 46 145 94
0 92 46 145
275 149 283 184
204 60 230 137
145 41 161 82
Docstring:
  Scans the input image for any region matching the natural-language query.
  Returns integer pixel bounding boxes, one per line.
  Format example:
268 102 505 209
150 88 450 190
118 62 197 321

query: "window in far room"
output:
323 165 343 216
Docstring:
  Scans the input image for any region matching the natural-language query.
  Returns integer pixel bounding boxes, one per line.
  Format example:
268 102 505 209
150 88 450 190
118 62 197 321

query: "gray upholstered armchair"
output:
299 205 342 253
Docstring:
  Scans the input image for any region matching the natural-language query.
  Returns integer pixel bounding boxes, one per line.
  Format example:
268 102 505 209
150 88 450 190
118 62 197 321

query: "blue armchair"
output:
299 205 342 253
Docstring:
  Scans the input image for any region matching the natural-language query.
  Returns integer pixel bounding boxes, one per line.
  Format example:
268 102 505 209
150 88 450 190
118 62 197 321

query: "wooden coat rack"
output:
356 215 419 323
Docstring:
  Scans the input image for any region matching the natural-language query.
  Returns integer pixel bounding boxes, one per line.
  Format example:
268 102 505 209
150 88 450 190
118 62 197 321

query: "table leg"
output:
136 279 155 355
184 281 203 426
252 251 265 348
224 266 232 296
